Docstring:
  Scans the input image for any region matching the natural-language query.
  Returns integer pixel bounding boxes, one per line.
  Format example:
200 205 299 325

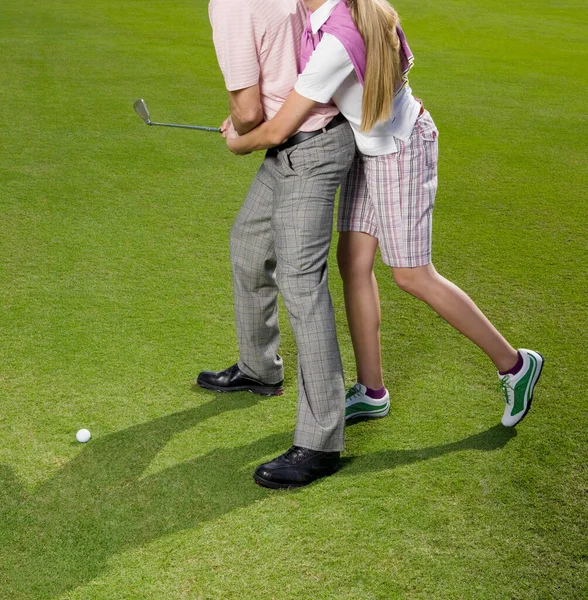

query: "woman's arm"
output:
225 90 317 155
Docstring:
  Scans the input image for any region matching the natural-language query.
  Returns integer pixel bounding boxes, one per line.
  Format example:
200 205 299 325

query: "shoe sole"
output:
253 468 339 490
504 351 544 427
345 404 390 421
197 378 283 397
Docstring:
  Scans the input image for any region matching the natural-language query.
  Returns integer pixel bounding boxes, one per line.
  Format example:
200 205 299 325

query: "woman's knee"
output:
392 264 436 295
337 233 377 281
337 250 368 281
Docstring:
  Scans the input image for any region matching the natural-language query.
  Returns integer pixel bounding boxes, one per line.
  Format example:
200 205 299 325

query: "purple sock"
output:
499 352 523 376
365 385 387 400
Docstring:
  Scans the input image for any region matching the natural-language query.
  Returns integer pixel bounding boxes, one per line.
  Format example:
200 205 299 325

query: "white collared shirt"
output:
309 0 342 34
295 0 421 156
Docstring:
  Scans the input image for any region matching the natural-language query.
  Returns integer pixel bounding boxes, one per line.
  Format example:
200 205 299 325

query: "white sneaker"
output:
345 383 390 421
498 349 544 427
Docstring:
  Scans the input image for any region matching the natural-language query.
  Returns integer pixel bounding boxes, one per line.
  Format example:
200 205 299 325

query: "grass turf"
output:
0 0 586 598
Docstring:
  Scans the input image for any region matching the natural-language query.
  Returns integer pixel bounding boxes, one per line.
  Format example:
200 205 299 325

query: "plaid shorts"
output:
338 110 439 267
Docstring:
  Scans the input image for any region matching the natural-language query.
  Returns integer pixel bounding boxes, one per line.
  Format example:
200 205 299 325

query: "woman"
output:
223 0 543 427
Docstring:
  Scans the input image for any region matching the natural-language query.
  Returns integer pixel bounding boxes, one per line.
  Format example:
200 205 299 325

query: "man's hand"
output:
220 115 250 155
219 115 233 136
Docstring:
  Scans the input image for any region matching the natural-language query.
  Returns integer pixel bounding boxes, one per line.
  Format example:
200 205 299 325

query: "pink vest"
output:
300 1 414 89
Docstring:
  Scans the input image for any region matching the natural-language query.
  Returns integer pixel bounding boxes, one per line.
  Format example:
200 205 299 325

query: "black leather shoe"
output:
253 446 340 489
196 363 283 396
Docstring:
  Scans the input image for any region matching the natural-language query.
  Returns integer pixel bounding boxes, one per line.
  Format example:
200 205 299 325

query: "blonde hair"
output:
348 0 401 131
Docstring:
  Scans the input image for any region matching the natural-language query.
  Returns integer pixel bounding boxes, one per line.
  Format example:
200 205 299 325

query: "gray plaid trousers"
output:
230 122 355 451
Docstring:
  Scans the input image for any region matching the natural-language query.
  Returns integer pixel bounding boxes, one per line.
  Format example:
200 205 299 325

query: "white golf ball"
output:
76 428 91 443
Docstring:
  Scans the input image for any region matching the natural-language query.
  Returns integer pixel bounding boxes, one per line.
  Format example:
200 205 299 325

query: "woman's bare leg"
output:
337 231 384 389
391 263 518 372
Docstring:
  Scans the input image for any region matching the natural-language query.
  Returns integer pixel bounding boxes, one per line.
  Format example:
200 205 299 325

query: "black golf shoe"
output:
197 363 283 396
253 446 340 489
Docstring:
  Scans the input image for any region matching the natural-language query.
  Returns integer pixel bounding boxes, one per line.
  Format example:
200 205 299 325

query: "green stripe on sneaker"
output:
512 354 537 416
346 402 388 415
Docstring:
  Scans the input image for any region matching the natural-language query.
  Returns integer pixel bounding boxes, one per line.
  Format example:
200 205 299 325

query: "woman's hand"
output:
226 136 250 155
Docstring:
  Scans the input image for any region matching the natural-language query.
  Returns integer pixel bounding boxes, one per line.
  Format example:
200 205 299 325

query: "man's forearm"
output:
231 110 263 135
228 85 263 135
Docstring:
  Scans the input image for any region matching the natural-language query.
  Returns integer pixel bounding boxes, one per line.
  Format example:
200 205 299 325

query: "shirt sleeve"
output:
294 33 355 103
209 0 260 91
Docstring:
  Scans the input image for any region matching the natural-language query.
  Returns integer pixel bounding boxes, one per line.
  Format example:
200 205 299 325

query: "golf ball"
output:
76 428 91 443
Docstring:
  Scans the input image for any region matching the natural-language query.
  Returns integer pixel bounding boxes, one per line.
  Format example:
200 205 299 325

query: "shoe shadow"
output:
339 424 516 474
0 393 289 600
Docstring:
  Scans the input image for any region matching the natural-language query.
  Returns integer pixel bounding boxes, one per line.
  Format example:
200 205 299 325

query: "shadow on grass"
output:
340 423 516 474
0 393 289 599
0 394 516 599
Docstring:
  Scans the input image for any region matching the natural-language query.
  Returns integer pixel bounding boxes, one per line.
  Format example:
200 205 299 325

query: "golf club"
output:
133 99 220 132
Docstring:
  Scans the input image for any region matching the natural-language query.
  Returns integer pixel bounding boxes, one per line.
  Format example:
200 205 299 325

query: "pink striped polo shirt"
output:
209 0 337 132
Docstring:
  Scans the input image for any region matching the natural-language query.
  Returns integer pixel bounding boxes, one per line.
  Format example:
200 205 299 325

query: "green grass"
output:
0 0 586 598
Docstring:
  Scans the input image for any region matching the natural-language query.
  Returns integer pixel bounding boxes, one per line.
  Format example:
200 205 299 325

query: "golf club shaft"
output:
148 121 219 132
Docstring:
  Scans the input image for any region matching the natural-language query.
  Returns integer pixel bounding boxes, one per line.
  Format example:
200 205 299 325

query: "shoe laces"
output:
345 383 362 401
498 375 514 405
281 446 305 463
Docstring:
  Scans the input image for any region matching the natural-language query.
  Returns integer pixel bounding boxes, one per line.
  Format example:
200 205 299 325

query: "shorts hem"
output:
381 253 432 268
337 223 378 238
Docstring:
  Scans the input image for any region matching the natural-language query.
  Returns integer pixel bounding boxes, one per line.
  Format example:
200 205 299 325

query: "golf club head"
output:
133 99 220 132
134 99 151 124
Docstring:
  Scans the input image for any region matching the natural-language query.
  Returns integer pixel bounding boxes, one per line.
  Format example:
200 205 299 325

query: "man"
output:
198 0 355 488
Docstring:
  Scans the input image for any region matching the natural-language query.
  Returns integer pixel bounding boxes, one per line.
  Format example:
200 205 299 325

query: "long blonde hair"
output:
348 0 402 131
